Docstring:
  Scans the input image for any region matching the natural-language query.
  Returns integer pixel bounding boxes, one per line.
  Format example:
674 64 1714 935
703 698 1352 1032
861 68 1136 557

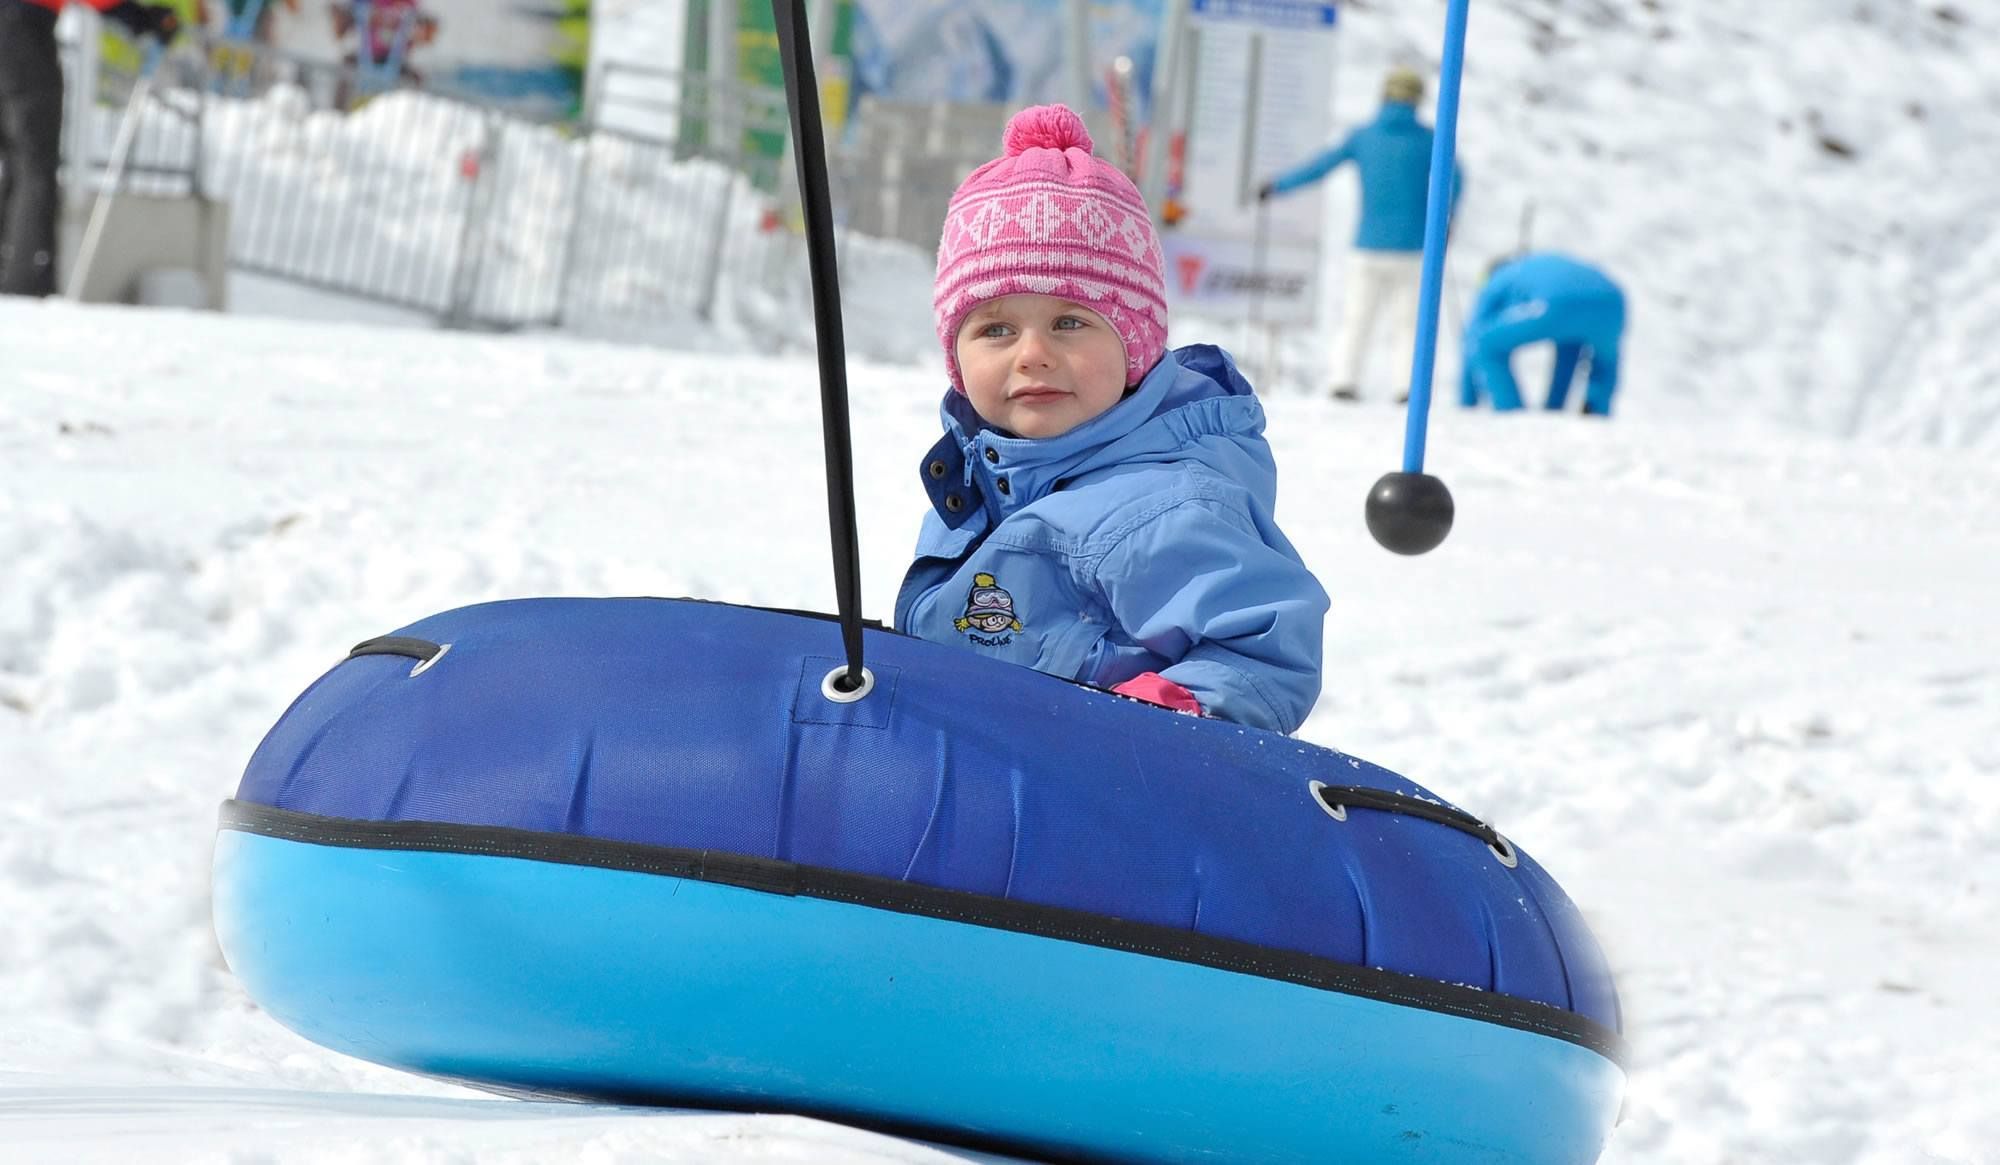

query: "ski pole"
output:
68 40 163 302
1365 0 1469 556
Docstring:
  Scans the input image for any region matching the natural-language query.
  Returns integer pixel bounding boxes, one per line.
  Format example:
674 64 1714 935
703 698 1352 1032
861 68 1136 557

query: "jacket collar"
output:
918 345 1261 529
1377 101 1420 127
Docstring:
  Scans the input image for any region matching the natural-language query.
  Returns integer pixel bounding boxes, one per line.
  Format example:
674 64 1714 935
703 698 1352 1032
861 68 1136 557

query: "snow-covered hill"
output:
1263 0 2000 448
5 2 1997 1161
3 293 1996 1162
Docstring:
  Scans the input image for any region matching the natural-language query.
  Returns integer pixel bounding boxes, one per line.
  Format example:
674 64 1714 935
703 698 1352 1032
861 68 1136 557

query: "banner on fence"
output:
677 0 855 191
1158 3 1338 323
847 0 1161 122
204 0 589 119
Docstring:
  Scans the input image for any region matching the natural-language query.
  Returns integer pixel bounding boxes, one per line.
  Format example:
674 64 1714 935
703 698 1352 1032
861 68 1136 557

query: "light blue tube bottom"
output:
213 830 1623 1164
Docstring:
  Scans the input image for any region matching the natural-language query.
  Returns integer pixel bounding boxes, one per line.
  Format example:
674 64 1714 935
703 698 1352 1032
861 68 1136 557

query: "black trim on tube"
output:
219 800 1624 1063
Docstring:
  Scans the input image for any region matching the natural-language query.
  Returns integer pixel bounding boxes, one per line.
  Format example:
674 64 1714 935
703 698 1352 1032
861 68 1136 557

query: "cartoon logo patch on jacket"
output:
954 572 1023 646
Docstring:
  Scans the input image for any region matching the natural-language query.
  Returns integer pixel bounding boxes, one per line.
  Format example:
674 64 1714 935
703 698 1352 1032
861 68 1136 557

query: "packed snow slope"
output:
1194 0 2000 448
2 295 1996 1163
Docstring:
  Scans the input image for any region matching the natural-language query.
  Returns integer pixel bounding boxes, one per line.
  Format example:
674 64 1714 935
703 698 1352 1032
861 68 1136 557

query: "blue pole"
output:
1400 0 1471 475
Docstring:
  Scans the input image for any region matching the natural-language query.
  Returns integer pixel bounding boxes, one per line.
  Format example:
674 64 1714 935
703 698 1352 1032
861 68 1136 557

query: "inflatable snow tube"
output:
214 597 1624 1164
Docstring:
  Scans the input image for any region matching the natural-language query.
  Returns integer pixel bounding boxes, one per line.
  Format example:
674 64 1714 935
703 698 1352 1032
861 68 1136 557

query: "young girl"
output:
894 104 1329 735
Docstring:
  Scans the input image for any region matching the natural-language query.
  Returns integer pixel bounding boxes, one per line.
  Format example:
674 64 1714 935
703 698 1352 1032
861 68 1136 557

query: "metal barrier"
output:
53 39 808 332
837 97 1008 252
205 65 491 316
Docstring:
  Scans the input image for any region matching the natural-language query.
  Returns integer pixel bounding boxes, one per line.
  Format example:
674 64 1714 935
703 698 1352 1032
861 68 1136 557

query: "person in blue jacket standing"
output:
1461 251 1626 416
1259 66 1462 402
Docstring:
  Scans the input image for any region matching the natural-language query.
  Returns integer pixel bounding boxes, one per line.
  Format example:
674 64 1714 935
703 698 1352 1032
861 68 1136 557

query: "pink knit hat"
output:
934 104 1169 393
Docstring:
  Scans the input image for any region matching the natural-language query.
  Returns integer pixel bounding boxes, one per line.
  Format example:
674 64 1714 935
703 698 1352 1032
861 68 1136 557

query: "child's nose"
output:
1016 330 1054 368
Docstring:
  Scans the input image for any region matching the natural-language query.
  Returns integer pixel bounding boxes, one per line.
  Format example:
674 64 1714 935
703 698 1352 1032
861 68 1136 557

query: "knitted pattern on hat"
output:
934 104 1168 393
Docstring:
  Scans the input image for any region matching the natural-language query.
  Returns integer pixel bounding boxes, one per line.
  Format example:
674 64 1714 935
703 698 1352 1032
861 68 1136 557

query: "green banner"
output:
682 1 853 190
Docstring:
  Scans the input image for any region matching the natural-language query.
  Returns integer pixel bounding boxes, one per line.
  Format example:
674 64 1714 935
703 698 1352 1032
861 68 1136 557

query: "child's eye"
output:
1053 315 1087 331
978 322 1014 339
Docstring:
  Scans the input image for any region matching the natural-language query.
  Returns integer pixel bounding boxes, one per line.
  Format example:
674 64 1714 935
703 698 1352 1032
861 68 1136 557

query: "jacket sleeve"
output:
1269 131 1357 197
1466 268 1511 332
1091 500 1328 734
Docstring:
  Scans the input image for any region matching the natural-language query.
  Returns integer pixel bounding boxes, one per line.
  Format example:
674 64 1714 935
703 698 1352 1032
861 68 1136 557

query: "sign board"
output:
1189 0 1336 29
1162 4 1337 323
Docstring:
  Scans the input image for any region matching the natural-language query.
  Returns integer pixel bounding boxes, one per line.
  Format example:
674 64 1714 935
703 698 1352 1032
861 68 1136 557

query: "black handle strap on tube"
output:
771 0 866 692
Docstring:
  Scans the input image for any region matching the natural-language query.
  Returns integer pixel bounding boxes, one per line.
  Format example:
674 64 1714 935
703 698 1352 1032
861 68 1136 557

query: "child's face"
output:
954 294 1127 439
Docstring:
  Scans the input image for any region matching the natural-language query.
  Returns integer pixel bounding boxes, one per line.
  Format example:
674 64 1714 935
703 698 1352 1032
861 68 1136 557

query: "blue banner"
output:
1190 0 1337 29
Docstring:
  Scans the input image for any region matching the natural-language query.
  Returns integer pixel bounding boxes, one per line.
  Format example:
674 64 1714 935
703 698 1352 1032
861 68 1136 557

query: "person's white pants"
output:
1330 249 1423 397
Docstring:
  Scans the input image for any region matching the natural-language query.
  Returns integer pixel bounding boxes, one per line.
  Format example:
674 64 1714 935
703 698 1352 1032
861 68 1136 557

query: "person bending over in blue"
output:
1258 66 1463 403
1461 252 1626 417
898 105 1329 735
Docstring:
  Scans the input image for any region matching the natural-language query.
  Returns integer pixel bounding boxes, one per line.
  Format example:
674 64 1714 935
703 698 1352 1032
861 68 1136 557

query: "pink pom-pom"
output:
1002 104 1094 157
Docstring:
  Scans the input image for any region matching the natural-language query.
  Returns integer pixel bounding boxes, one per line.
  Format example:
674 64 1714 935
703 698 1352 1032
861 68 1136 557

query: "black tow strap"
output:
771 0 867 694
1314 783 1510 852
348 635 443 662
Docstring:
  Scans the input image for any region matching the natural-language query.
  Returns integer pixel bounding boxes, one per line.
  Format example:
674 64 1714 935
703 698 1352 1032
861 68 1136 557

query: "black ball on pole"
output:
1365 472 1454 555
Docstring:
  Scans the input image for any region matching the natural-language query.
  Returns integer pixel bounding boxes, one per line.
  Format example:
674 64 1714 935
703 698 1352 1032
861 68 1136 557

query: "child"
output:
894 104 1329 735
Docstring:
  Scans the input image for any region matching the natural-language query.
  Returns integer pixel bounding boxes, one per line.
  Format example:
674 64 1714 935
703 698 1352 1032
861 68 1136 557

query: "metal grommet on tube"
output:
821 665 875 703
1307 780 1347 822
410 642 452 677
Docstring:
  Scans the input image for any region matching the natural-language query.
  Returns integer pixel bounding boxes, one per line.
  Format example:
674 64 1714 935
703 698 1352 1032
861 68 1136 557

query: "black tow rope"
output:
771 0 867 693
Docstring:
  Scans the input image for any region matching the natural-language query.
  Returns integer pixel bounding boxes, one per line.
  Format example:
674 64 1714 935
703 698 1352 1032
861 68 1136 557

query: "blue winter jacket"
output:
1466 252 1625 331
894 345 1329 735
1269 101 1463 252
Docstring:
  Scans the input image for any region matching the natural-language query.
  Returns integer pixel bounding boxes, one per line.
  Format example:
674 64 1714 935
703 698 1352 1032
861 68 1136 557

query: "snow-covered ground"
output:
5 290 1996 1162
7 1 1999 1161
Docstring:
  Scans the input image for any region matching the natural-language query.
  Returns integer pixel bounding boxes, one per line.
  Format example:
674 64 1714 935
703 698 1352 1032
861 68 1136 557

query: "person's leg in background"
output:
0 3 65 298
1581 292 1626 416
1466 314 1564 411
1465 334 1523 411
1545 340 1583 410
1379 251 1423 403
1459 346 1482 408
1328 250 1385 400
1581 329 1620 416
0 89 14 274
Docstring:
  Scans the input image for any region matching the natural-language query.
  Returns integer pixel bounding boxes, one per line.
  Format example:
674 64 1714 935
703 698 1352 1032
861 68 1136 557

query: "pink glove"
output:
1111 672 1203 716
